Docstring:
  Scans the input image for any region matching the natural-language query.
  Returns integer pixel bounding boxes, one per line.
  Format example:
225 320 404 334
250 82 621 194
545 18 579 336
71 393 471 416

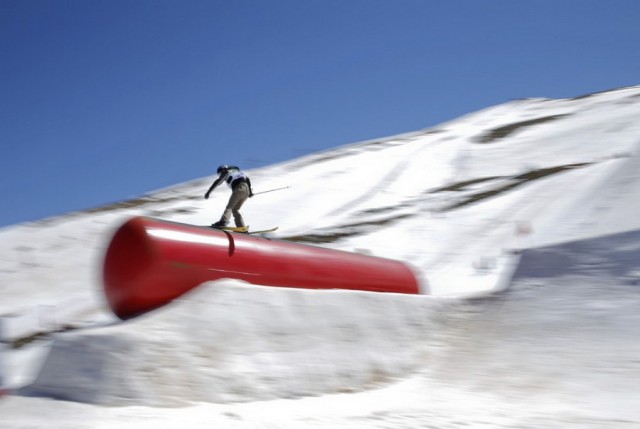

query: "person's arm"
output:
204 175 224 199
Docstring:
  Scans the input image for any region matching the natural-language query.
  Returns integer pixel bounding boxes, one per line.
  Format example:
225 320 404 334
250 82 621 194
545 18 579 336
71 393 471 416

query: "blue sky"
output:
2 0 640 227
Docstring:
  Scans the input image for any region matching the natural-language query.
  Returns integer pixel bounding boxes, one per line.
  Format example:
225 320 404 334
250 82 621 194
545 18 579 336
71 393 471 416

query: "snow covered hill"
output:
2 85 640 428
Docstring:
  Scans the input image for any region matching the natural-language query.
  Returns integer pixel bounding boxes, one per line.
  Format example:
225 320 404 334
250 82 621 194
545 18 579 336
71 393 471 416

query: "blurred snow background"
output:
1 86 640 428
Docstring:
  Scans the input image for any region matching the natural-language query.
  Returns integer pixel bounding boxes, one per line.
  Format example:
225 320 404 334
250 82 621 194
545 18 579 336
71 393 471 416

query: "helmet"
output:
217 164 229 174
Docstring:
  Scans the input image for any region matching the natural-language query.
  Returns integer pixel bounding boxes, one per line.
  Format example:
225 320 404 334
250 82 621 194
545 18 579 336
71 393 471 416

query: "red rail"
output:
103 217 421 319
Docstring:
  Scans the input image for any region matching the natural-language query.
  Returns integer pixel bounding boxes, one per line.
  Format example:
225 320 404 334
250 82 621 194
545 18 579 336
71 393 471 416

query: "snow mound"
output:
422 228 640 418
21 228 640 417
22 231 640 419
22 281 444 406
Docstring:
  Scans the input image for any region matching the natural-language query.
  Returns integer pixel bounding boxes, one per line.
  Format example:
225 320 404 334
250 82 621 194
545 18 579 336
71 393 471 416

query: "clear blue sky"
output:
2 0 639 227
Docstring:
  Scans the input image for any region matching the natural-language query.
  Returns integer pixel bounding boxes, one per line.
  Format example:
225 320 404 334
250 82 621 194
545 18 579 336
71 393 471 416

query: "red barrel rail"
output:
103 216 421 319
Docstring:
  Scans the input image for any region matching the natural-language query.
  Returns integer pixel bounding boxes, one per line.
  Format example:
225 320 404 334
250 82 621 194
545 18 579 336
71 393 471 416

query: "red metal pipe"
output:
103 216 421 319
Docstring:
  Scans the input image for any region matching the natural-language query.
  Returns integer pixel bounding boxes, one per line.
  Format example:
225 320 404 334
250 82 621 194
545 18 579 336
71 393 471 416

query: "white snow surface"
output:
2 86 640 427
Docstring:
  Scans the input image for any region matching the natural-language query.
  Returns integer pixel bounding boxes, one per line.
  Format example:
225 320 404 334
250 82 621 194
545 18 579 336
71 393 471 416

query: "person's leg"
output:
216 183 249 227
230 183 250 227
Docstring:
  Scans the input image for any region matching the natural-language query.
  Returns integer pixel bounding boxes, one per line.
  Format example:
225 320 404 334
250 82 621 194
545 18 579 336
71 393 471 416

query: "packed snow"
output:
2 86 640 428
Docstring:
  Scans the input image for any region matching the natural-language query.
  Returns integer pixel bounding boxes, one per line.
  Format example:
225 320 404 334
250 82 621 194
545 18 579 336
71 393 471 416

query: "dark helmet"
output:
217 164 229 174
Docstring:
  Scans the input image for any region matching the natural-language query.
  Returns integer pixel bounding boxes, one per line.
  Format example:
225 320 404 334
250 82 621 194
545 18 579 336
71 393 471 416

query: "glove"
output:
204 192 210 200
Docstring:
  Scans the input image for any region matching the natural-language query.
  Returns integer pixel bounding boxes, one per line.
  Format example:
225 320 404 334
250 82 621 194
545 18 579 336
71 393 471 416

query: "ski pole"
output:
252 186 290 196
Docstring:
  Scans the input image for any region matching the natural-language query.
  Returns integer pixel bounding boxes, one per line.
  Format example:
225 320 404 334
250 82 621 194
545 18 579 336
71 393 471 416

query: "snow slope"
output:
1 85 640 427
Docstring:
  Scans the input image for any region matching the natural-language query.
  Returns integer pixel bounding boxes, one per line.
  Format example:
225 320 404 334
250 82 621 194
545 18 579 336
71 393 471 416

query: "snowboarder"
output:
205 165 253 228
